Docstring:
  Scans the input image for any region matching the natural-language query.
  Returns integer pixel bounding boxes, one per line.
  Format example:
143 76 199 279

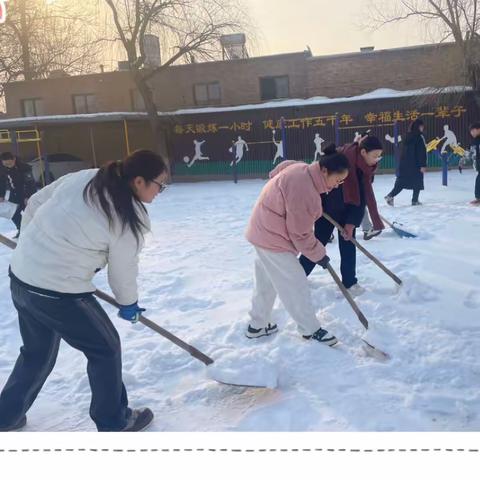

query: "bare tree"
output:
366 0 480 90
0 0 104 109
103 0 253 164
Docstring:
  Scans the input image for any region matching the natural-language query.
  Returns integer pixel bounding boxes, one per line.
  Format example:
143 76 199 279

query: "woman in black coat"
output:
0 152 37 236
385 119 427 206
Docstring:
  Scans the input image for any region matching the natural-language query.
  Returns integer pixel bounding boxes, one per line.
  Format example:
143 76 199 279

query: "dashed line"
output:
0 448 478 453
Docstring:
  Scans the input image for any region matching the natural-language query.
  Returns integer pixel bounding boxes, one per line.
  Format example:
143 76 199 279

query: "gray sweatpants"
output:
248 246 321 336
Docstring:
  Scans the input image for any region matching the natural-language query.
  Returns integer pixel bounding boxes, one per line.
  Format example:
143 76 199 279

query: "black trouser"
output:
0 279 130 431
388 178 420 203
299 216 358 289
11 205 23 231
475 172 480 200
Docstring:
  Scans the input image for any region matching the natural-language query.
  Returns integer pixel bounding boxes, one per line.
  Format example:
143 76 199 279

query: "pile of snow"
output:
0 170 479 431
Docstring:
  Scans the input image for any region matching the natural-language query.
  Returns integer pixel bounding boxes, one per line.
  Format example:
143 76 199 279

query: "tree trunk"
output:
19 0 32 81
134 71 172 180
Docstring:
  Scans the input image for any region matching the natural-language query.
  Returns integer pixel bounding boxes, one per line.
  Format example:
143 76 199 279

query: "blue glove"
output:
118 302 145 324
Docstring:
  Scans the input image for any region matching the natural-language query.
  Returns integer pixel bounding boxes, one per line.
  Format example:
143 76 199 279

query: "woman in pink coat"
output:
245 147 349 346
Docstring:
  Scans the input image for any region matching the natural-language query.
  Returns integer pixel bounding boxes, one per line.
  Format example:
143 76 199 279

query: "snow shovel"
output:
322 213 402 286
325 263 390 361
380 215 417 239
0 233 276 389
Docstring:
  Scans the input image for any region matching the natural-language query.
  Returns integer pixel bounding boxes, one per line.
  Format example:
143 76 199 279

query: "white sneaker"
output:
245 323 278 339
346 284 366 297
363 229 382 241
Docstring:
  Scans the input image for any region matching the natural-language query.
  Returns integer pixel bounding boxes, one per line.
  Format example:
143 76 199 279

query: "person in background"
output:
385 119 427 206
0 151 37 237
299 137 384 296
468 121 480 205
0 150 167 432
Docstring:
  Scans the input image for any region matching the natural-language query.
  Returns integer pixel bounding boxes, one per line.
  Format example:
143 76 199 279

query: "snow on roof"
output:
167 86 471 115
0 85 471 127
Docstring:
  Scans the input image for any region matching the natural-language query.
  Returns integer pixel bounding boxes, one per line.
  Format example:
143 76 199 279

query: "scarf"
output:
339 143 384 231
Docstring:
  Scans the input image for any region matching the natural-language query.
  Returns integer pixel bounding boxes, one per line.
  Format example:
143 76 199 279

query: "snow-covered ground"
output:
1 169 479 432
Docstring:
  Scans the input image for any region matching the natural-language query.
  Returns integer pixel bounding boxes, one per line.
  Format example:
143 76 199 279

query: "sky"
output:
245 0 431 57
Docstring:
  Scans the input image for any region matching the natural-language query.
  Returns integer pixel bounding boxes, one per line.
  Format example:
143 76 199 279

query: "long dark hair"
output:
83 149 167 242
409 119 424 134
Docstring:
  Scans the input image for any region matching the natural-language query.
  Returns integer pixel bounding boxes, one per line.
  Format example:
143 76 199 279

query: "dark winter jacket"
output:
0 161 37 205
320 176 366 229
396 132 427 191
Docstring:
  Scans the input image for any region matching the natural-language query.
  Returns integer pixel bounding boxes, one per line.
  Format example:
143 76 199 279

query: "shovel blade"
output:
361 339 391 361
392 223 417 238
206 360 279 389
213 378 277 389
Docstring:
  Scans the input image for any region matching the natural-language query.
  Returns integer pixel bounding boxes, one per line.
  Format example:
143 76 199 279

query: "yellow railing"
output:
0 130 11 143
16 129 41 143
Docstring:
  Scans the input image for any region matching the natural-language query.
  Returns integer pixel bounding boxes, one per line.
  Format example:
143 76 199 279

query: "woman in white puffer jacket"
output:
0 149 167 432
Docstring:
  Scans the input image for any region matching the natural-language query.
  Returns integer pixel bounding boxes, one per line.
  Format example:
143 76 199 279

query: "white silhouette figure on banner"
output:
385 133 402 144
354 129 373 143
183 139 210 168
439 124 459 155
353 131 362 143
272 129 284 164
0 0 8 24
313 133 325 161
229 136 249 166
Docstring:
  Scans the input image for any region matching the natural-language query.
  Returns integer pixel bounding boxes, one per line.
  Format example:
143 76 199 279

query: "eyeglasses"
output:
151 179 167 193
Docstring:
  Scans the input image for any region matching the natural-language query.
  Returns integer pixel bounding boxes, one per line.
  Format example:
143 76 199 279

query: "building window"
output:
72 94 97 114
130 89 146 111
21 98 44 117
259 76 290 101
194 82 221 105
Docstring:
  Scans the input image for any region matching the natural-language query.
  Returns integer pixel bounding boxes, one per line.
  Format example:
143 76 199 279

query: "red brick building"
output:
3 42 465 118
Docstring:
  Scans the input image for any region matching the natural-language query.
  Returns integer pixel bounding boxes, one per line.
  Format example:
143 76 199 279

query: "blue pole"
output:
442 153 448 186
280 116 287 160
335 114 340 146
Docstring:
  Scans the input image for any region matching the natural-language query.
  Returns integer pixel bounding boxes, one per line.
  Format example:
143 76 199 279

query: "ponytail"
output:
83 150 167 243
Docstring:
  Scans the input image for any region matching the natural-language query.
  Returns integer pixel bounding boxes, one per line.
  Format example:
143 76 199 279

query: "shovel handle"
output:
93 289 214 366
325 263 369 329
0 233 214 366
379 215 394 229
323 213 402 286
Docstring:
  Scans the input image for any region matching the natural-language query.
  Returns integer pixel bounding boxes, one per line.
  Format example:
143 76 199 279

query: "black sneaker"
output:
0 416 26 432
385 195 394 206
303 327 338 347
12 231 20 239
121 408 154 432
246 323 278 339
411 201 422 206
363 229 382 241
